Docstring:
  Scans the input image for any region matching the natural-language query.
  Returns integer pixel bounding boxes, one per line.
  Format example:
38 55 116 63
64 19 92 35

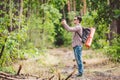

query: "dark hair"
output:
76 16 82 23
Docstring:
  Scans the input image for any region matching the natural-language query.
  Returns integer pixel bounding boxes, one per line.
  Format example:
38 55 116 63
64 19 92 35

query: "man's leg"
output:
73 45 83 76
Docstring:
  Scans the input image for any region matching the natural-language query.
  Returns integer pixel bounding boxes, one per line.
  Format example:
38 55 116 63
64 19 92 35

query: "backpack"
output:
76 28 91 44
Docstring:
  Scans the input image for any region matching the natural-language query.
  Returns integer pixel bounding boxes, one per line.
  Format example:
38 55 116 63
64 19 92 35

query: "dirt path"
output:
44 48 120 80
1 48 120 80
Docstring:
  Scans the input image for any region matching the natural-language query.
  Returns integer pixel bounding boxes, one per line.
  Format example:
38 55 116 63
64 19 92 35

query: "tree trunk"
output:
73 0 76 12
109 0 120 45
117 18 120 34
19 0 23 30
81 0 87 15
109 20 117 45
67 0 70 12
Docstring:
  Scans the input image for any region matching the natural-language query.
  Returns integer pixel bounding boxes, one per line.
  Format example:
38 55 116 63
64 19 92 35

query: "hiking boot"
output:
76 73 83 77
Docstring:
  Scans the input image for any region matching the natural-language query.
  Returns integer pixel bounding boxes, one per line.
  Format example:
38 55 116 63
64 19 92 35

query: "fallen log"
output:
0 73 18 80
49 75 54 80
64 69 76 80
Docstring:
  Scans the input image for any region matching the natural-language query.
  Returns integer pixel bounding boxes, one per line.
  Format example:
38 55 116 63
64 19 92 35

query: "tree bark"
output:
67 0 70 12
73 0 76 12
117 19 120 34
81 0 87 15
19 0 23 30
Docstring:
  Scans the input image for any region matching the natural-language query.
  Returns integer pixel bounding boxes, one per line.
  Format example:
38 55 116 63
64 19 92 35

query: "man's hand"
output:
61 19 67 25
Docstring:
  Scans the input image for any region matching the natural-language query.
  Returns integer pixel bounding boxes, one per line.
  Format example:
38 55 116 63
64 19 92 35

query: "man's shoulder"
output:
76 24 82 29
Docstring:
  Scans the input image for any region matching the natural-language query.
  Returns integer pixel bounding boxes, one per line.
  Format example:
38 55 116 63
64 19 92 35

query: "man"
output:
61 16 83 77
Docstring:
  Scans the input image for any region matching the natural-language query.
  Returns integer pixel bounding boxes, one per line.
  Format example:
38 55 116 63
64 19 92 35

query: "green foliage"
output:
81 12 106 49
92 39 109 49
54 24 64 46
0 0 119 72
0 0 67 73
49 0 67 9
82 11 97 27
0 27 28 65
67 11 76 24
62 11 76 46
62 31 72 46
80 11 110 49
76 0 83 11
0 0 40 70
104 35 120 62
86 0 120 61
113 9 120 19
0 66 16 74
27 3 62 48
87 0 120 24
92 23 108 49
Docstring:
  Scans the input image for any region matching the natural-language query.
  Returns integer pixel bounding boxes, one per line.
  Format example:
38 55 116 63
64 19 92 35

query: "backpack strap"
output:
76 31 82 38
76 27 83 39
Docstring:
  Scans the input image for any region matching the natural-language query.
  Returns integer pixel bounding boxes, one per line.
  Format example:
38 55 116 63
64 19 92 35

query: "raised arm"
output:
63 23 81 32
61 19 81 32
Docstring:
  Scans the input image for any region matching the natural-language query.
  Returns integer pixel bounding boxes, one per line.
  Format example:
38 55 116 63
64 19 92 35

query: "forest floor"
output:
0 48 120 80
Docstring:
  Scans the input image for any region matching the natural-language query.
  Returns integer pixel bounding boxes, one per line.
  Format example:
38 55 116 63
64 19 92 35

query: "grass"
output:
0 66 16 74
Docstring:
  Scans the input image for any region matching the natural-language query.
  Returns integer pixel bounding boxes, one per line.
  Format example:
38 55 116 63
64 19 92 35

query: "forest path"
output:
39 48 120 80
2 48 120 80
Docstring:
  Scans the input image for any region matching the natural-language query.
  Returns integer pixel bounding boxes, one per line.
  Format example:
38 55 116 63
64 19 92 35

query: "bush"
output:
104 35 120 62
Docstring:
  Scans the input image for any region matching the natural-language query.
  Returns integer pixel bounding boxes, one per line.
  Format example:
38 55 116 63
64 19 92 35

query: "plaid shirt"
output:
63 24 83 47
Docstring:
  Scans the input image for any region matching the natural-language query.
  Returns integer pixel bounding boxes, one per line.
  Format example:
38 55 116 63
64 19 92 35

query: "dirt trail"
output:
1 48 120 80
45 48 120 80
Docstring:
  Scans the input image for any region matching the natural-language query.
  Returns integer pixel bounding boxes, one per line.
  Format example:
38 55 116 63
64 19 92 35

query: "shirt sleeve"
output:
63 24 81 32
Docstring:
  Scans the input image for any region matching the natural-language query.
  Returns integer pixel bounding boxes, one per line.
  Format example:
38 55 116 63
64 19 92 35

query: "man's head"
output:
74 16 82 24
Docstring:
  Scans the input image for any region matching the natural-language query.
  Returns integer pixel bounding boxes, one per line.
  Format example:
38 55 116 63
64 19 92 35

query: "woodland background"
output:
0 0 120 73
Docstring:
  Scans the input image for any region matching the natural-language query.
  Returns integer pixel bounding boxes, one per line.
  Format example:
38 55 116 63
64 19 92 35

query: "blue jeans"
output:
73 45 83 74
